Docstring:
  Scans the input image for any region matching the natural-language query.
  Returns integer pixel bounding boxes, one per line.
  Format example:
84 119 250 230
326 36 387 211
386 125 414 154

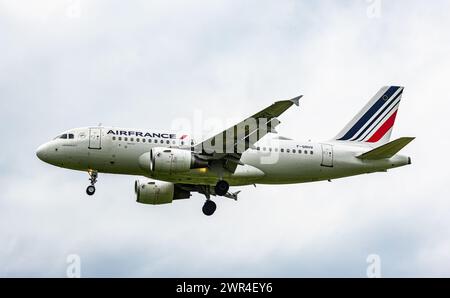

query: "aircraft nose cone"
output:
36 144 48 162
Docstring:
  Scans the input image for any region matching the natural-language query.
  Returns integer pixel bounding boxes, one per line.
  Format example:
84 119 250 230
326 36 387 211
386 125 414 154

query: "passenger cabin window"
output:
112 136 116 141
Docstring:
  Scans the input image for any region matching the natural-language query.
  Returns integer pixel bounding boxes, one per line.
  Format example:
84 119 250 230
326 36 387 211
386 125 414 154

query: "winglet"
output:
290 95 303 107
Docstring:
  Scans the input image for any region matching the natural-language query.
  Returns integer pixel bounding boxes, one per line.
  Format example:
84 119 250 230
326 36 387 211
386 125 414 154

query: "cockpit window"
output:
54 133 74 140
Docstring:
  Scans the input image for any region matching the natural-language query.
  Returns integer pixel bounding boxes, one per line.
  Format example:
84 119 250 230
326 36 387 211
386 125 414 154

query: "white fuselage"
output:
36 127 411 186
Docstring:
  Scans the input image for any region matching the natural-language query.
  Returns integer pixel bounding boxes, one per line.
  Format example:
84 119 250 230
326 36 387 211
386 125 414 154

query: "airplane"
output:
36 86 414 216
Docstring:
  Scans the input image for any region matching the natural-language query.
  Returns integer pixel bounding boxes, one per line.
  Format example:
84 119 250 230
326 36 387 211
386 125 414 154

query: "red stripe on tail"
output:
367 111 398 143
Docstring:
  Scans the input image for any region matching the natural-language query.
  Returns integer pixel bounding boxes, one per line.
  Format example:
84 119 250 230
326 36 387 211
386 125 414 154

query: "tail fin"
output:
334 86 404 146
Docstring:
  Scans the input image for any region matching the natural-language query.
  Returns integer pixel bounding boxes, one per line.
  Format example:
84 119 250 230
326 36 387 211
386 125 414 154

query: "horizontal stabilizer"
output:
357 137 415 160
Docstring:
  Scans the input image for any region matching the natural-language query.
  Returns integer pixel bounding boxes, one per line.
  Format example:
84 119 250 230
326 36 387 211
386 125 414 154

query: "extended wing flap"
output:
357 137 415 160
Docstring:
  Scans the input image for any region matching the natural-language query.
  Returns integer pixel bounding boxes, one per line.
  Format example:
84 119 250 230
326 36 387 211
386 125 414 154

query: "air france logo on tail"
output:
335 86 404 145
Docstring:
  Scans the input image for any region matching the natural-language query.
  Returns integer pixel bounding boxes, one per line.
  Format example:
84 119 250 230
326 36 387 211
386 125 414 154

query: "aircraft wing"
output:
193 95 302 173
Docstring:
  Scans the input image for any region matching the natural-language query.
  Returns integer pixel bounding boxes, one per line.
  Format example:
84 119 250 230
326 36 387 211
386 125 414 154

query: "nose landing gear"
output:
86 170 98 196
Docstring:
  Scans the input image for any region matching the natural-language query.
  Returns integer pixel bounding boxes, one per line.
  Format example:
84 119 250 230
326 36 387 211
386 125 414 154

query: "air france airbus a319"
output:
36 86 414 216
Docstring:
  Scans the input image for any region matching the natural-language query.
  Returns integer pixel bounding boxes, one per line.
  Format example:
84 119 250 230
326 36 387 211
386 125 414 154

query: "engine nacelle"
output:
135 180 191 205
139 147 208 174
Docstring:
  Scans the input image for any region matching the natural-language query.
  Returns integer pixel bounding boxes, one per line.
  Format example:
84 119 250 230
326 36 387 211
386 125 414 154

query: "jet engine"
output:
138 148 208 174
134 180 191 205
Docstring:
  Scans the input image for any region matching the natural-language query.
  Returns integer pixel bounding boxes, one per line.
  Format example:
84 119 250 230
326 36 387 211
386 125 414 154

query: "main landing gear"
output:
86 170 98 196
214 180 229 196
201 180 236 216
202 200 217 216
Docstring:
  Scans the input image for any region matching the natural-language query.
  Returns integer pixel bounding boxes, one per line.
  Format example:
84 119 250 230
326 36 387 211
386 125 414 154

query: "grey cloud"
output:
1 0 450 277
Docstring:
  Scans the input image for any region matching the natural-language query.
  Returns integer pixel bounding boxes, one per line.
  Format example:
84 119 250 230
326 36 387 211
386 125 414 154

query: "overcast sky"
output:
1 0 450 277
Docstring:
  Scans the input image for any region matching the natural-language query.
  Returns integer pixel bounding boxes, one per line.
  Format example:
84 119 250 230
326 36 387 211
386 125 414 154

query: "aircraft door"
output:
321 144 333 167
89 127 102 149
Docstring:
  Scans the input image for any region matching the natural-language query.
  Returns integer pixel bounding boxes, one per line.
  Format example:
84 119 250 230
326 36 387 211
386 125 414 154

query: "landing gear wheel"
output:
86 185 96 196
202 200 217 216
86 170 98 196
214 180 229 196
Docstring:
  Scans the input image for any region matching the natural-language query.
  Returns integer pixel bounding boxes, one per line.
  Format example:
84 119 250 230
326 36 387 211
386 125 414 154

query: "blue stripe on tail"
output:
338 86 400 141
360 97 401 142
351 88 403 141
